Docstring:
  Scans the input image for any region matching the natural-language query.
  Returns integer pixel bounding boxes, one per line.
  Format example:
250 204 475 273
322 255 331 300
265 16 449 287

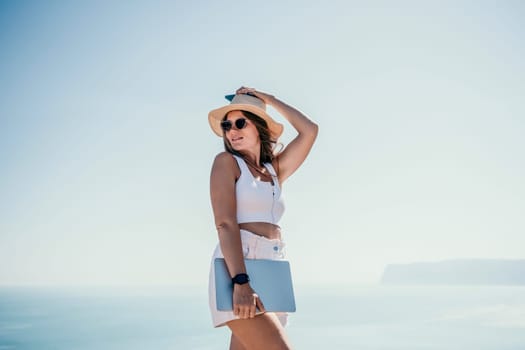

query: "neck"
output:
239 144 261 165
241 153 260 166
241 153 272 182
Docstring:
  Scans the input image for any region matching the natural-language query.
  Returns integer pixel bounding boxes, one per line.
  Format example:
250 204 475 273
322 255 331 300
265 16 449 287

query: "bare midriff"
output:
239 222 282 240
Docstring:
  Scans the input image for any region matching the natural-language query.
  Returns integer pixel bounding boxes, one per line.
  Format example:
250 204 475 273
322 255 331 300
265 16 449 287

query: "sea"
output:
0 284 524 349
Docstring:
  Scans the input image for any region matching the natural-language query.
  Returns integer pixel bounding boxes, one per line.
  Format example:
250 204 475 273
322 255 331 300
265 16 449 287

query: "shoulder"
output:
211 152 240 178
213 151 236 164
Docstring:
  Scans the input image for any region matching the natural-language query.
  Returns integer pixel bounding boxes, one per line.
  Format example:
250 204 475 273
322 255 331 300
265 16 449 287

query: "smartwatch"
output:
232 273 250 285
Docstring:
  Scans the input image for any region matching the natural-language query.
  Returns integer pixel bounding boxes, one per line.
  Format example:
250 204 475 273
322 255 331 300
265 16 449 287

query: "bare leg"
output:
230 333 247 350
227 313 292 350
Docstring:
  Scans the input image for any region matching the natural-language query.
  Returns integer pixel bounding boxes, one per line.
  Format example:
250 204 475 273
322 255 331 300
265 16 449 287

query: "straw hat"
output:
208 93 284 140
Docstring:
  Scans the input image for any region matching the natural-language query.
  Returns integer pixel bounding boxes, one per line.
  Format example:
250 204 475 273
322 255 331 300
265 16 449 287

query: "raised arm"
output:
236 87 319 183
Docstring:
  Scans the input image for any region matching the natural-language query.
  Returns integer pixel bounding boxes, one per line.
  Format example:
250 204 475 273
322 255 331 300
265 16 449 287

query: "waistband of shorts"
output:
240 229 285 249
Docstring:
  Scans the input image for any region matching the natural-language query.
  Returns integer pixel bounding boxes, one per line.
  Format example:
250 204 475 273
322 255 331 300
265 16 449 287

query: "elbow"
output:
307 121 319 140
311 122 319 136
215 220 239 237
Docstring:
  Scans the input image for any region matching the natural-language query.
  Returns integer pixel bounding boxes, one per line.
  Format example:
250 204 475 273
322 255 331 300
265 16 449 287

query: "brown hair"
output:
222 110 278 166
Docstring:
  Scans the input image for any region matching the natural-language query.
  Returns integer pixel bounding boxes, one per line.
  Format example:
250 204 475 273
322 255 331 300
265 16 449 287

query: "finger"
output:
249 297 257 318
237 86 255 94
255 296 266 313
238 305 244 319
241 305 249 319
237 303 244 319
233 304 240 316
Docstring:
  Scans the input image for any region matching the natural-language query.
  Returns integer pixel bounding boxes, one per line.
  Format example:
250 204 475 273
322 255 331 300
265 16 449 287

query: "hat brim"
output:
208 104 284 141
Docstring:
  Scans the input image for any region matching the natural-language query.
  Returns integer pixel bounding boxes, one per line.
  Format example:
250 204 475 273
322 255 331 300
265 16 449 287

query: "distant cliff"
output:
380 259 525 285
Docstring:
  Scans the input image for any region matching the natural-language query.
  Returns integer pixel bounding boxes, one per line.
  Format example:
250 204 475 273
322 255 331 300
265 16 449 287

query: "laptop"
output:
214 258 296 312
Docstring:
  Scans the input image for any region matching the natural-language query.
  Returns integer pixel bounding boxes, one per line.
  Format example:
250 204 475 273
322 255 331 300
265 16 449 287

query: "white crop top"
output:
233 155 285 225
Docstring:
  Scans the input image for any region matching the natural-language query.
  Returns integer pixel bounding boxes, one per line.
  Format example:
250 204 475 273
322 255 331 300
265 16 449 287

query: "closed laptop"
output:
214 258 296 312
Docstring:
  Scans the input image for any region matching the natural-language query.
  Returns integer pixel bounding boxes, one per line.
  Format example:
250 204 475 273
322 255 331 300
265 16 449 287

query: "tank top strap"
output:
232 155 250 174
264 162 280 190
264 162 278 177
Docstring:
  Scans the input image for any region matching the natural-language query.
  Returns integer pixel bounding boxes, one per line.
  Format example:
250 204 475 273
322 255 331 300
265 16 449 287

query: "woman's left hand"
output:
236 86 275 105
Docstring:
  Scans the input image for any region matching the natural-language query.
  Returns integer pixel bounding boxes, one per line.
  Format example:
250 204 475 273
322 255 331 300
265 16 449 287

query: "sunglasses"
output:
220 118 248 132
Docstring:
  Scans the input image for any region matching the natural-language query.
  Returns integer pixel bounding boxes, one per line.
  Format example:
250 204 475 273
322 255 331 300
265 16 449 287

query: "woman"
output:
208 86 318 350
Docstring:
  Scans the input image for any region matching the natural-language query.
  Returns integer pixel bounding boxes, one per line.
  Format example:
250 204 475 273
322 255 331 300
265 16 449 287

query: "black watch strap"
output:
232 273 250 285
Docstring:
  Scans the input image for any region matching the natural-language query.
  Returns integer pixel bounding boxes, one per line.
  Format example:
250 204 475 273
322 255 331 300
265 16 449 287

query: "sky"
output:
0 0 524 286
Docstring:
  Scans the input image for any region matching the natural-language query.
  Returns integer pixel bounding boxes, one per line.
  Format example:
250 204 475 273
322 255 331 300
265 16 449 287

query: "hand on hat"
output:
236 86 275 105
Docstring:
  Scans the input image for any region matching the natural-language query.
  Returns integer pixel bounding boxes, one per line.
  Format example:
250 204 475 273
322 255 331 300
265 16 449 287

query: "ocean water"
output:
0 285 524 349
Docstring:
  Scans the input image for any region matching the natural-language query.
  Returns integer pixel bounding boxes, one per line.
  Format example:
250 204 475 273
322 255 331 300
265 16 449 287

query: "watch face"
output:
233 273 250 285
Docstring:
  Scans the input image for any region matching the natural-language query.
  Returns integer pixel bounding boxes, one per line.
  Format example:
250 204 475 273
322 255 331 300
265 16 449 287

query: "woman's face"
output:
224 110 260 152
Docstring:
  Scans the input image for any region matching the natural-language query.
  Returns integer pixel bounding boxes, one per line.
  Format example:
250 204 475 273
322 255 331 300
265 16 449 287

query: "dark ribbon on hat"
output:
224 92 259 101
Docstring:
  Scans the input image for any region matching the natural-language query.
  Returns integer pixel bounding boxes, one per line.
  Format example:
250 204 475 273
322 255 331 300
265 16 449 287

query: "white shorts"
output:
208 229 289 328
